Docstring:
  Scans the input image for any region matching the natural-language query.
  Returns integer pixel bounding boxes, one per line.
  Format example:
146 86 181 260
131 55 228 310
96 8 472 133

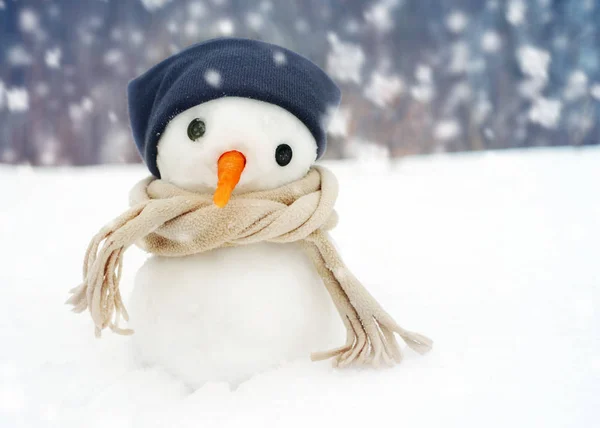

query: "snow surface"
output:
2 147 599 427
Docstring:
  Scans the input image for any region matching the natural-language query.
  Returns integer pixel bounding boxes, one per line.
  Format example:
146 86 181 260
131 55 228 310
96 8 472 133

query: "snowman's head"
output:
156 97 317 206
127 38 341 207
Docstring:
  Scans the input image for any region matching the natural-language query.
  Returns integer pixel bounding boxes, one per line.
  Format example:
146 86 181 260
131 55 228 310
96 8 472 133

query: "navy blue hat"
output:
127 38 341 177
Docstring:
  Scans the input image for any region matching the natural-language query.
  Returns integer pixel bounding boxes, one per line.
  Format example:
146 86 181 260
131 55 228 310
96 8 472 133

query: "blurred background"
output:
0 0 599 166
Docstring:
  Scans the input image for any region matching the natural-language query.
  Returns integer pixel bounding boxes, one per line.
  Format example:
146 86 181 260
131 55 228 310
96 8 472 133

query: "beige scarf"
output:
68 166 432 367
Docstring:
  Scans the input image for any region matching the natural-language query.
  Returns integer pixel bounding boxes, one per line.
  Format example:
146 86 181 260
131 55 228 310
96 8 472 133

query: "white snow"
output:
434 120 461 141
45 48 62 69
446 11 468 34
19 9 39 34
325 106 351 137
481 31 502 53
364 0 399 33
6 87 29 112
2 148 600 427
216 19 235 36
7 45 33 66
326 33 365 84
364 71 404 107
590 84 600 100
139 0 172 12
563 70 588 101
506 0 526 26
517 45 551 81
529 97 562 129
272 51 287 66
203 69 222 88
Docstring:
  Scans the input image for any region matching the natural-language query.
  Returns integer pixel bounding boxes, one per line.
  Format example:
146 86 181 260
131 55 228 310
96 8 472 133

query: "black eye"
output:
275 144 293 166
187 118 206 140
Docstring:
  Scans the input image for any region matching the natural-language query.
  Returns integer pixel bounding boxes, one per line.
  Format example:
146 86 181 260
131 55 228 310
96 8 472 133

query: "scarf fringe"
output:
66 204 146 336
303 231 432 367
67 167 432 368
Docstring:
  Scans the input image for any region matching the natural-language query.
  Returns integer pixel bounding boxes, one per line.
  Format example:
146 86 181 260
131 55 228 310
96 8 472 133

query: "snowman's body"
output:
130 243 340 387
128 97 341 387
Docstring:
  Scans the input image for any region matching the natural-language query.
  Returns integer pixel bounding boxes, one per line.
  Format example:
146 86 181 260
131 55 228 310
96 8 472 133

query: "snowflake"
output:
529 97 561 129
6 88 29 112
216 19 235 35
139 0 172 12
517 45 550 81
19 9 39 33
590 84 600 100
434 120 461 141
506 0 526 26
0 80 4 110
481 31 502 52
325 106 351 137
364 71 404 108
204 69 222 88
45 48 62 69
273 51 287 66
246 12 264 31
563 70 588 101
446 11 468 33
326 33 365 84
104 49 124 66
7 46 33 66
364 0 400 33
415 65 432 83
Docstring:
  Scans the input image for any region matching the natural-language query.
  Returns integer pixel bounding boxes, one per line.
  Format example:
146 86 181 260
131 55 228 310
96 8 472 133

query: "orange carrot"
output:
213 150 246 208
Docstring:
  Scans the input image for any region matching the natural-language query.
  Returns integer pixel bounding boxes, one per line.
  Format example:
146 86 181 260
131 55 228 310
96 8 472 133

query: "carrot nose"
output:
214 150 246 208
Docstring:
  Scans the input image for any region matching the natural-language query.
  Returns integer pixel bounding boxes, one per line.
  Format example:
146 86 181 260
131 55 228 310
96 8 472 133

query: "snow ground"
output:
1 147 599 427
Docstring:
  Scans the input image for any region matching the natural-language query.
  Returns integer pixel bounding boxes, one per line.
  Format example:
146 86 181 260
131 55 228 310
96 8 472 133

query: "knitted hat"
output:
127 38 341 177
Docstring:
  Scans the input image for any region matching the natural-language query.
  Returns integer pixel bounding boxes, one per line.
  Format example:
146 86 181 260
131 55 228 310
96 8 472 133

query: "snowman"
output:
69 38 431 388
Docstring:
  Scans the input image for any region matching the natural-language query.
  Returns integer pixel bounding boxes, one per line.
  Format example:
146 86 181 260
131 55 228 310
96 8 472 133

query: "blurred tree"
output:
0 0 598 166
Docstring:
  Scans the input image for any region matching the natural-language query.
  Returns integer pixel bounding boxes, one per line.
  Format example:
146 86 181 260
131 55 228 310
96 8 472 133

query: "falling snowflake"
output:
517 45 550 81
529 97 562 129
139 0 172 12
326 106 351 137
216 19 235 35
481 31 502 52
204 69 222 88
273 51 287 66
506 0 526 26
364 72 404 108
19 9 39 33
563 70 588 101
45 48 62 69
415 65 432 83
326 33 365 84
434 120 461 141
7 46 33 66
446 11 468 33
246 12 264 31
364 0 400 33
590 84 600 100
6 88 29 112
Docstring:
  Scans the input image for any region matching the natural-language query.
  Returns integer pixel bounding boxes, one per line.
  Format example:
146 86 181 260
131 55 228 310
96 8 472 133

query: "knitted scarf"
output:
67 166 432 367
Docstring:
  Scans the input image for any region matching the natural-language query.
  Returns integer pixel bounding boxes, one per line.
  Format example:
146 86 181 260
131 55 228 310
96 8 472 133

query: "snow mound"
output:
1 148 599 427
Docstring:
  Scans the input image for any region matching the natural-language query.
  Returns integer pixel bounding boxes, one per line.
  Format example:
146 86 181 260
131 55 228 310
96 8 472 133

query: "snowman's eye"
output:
187 118 206 140
275 144 293 166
